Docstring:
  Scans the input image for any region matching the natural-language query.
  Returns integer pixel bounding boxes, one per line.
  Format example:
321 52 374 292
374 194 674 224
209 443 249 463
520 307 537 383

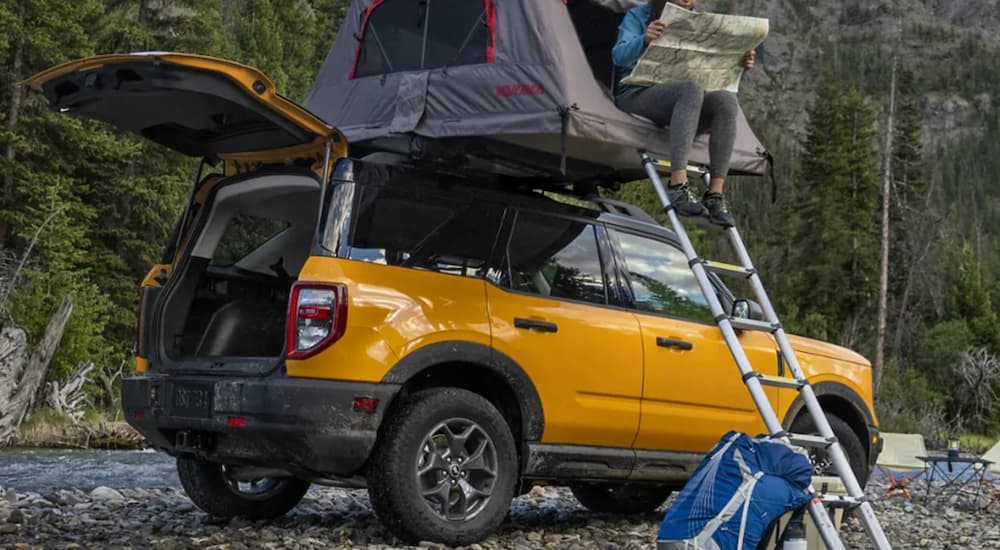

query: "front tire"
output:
790 413 869 486
570 484 672 514
176 457 309 519
368 388 518 546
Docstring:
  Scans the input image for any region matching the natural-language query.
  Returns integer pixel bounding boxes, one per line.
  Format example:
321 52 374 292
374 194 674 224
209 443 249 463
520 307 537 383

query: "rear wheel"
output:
368 388 518 546
176 457 309 519
570 484 672 514
790 413 869 486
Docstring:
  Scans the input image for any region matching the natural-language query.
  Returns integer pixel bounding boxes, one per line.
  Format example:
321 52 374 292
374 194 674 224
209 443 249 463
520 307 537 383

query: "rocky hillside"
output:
722 0 999 152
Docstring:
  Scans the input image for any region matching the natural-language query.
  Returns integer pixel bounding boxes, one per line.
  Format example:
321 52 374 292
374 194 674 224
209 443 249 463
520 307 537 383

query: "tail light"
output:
286 282 348 359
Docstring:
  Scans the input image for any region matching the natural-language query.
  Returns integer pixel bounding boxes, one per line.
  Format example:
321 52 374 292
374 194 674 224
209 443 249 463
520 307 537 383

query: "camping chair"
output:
876 432 928 499
977 440 1000 510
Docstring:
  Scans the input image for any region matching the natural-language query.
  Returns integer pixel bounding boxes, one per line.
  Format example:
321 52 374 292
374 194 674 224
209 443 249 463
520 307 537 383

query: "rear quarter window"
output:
499 211 608 305
322 177 505 279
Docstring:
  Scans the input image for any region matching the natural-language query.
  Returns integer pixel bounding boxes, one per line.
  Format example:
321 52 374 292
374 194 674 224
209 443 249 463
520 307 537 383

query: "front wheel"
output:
176 457 309 519
570 484 672 514
368 388 518 546
790 413 869 486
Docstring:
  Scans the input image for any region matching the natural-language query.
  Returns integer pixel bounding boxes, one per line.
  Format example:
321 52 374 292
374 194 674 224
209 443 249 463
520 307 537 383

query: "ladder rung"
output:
701 260 755 278
818 494 865 509
756 374 807 390
789 433 838 449
724 316 780 333
641 155 709 175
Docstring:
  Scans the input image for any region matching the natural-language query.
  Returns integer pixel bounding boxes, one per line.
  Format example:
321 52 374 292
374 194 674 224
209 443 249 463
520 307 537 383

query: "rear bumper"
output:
121 374 400 477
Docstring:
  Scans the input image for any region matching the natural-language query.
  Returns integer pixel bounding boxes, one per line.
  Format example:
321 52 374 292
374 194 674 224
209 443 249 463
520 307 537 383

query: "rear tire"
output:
176 457 309 519
570 484 672 514
790 413 869 486
368 388 518 546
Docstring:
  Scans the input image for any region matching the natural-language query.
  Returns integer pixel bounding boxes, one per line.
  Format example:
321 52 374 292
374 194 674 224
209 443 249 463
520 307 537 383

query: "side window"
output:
502 211 607 305
611 229 713 323
353 0 495 79
342 183 503 278
211 214 289 267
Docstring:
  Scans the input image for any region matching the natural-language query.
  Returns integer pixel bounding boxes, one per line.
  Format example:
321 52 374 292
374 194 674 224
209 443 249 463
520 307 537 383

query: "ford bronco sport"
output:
28 53 880 546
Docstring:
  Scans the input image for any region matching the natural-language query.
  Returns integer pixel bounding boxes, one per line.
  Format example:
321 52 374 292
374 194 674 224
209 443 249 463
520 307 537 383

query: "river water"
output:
0 448 178 492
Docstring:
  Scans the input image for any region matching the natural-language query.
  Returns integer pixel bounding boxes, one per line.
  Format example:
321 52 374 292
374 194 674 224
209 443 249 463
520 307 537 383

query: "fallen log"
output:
0 295 73 445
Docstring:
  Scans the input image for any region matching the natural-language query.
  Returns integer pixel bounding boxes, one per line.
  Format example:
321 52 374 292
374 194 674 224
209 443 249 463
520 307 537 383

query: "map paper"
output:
621 4 769 93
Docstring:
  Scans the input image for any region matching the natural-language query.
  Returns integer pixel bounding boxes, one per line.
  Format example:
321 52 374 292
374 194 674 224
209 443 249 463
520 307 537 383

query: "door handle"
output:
514 318 558 333
656 337 693 351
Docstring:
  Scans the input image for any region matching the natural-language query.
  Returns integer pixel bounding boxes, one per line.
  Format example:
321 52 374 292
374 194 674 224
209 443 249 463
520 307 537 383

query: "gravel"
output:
0 478 993 549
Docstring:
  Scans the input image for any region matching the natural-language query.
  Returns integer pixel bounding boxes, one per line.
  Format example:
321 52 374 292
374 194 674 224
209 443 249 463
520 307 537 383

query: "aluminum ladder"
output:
639 151 891 550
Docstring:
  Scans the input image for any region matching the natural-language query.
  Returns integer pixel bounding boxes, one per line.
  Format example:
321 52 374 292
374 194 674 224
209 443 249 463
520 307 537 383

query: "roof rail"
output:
589 197 658 224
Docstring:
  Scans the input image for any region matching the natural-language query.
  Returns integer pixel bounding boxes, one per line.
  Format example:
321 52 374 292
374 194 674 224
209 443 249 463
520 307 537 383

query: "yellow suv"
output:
28 54 880 546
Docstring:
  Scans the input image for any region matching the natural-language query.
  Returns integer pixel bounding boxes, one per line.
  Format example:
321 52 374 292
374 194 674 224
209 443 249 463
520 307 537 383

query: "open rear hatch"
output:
24 52 337 158
26 53 346 376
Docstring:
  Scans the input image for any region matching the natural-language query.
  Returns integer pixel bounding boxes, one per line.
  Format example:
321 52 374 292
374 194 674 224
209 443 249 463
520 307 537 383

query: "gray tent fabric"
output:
588 0 649 13
304 0 768 182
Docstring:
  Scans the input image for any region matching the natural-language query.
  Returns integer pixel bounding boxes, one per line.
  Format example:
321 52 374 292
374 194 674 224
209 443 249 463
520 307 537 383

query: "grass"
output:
20 407 72 429
11 405 143 449
81 406 107 424
960 434 997 454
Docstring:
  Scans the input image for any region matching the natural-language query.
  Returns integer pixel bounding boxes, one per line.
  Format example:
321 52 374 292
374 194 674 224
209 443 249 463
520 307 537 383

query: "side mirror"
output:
732 299 764 321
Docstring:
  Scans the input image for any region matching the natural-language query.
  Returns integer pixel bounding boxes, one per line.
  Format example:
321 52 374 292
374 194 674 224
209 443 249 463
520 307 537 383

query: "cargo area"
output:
157 171 321 362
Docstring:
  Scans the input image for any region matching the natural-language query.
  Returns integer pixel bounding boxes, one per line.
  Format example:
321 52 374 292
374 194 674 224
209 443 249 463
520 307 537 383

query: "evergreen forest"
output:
2 0 1000 447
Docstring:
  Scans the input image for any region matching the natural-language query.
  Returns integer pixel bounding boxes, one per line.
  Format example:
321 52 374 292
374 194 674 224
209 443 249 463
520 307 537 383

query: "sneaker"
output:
666 183 709 217
702 192 735 227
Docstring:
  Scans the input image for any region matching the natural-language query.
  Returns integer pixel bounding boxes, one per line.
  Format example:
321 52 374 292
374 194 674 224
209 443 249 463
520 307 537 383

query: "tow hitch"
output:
174 430 213 452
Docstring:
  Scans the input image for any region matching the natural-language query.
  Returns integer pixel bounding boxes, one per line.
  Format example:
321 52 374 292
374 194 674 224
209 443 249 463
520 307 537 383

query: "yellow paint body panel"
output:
134 263 172 373
781 334 877 424
485 287 642 448
633 314 779 452
286 257 491 382
220 139 349 177
283 257 876 449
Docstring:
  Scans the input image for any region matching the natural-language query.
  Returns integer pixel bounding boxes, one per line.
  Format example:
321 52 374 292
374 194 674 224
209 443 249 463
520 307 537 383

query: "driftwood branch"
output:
46 360 94 422
97 360 126 409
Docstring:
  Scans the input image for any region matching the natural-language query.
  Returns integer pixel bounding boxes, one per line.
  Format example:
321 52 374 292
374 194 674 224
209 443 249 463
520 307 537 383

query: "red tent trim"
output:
348 0 386 80
486 0 497 63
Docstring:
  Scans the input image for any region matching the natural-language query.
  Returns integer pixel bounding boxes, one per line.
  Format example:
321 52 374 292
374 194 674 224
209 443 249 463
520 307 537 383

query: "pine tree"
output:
949 244 1000 352
785 73 880 348
886 67 933 367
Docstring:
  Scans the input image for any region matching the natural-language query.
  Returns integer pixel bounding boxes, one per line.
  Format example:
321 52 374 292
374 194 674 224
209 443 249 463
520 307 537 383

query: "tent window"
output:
352 0 494 79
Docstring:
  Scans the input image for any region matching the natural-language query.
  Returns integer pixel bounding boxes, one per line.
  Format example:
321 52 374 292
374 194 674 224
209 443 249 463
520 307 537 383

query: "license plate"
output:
171 383 212 418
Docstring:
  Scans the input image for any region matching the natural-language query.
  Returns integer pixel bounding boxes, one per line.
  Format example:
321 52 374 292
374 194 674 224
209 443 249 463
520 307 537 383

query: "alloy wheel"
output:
415 417 499 521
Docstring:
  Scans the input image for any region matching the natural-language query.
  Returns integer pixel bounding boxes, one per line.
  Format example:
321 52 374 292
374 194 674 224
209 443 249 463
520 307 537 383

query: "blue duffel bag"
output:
657 431 814 550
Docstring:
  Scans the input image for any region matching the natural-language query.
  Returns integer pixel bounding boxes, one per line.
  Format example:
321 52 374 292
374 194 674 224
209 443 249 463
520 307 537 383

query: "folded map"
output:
621 3 769 93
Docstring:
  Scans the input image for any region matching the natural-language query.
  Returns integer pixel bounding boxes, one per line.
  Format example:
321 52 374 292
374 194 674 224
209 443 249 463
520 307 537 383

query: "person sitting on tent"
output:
612 0 756 226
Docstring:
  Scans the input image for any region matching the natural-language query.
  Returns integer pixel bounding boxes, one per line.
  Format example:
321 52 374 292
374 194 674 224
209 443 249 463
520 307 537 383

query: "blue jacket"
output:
612 4 653 99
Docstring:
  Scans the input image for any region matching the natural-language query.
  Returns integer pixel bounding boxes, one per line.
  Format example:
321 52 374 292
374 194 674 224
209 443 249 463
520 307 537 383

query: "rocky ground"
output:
0 478 996 549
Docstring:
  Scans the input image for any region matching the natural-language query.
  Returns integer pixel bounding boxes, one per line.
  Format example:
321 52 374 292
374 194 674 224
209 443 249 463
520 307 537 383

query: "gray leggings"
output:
617 81 739 179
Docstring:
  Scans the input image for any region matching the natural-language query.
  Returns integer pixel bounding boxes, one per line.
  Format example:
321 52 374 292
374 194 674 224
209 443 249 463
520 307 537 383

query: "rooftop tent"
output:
304 0 769 184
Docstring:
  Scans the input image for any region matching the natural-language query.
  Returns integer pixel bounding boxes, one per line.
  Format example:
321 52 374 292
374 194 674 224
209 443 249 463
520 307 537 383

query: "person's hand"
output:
645 20 667 45
741 49 756 70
